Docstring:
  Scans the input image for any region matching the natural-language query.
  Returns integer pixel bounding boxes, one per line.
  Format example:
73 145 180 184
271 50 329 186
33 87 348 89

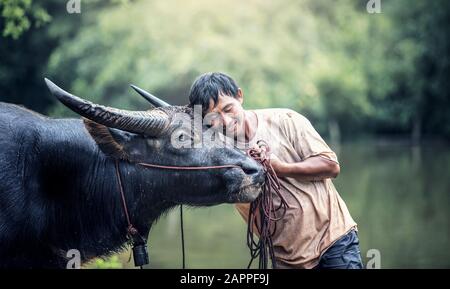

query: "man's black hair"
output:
188 72 239 112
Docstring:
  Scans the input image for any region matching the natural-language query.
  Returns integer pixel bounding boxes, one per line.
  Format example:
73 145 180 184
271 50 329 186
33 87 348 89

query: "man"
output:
188 72 363 269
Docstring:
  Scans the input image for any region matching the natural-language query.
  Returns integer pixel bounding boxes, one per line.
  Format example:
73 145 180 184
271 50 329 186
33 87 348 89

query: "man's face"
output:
204 89 246 140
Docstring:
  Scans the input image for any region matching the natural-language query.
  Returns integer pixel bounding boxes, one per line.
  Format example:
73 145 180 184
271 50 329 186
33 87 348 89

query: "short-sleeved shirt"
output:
235 108 357 269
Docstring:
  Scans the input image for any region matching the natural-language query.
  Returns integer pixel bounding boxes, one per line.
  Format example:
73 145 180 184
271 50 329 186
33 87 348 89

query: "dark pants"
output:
316 230 364 269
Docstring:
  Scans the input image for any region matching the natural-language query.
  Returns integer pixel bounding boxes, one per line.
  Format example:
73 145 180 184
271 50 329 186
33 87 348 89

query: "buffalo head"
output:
44 79 264 206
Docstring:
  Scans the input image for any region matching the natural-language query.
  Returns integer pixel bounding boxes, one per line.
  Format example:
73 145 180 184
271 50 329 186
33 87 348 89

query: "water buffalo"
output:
0 79 264 268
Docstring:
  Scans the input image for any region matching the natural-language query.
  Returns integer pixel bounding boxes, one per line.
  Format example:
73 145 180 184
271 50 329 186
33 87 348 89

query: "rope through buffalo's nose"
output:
246 140 289 269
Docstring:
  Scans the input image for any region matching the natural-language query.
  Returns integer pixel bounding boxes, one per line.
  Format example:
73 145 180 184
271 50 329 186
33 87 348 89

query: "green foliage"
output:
89 255 123 269
1 0 449 139
0 0 51 39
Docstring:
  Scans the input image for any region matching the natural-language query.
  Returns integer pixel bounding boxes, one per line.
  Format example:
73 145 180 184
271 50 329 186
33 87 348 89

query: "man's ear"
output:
83 118 130 160
236 88 244 104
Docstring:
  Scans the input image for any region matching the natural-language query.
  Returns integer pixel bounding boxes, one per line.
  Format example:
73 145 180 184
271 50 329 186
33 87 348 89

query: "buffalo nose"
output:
240 160 262 176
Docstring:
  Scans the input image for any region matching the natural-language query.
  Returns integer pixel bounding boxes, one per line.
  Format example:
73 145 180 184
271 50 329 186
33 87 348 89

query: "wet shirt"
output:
235 108 357 269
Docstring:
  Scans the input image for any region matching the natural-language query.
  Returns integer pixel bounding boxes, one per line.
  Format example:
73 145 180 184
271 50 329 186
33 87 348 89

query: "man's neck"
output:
244 110 258 142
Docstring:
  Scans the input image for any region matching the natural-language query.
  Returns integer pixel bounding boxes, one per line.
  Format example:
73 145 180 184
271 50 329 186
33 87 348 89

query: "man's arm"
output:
271 109 340 181
270 155 340 181
254 144 340 181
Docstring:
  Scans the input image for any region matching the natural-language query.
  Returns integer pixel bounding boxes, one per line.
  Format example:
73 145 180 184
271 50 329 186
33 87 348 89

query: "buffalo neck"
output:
37 118 175 259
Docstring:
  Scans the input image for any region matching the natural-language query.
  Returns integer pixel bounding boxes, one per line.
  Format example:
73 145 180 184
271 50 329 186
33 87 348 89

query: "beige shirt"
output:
235 108 357 269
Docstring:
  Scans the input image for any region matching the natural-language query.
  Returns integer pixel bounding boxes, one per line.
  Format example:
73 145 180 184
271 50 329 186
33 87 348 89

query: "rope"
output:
180 205 186 269
246 140 289 269
116 160 241 269
115 160 139 237
138 163 240 170
115 144 286 269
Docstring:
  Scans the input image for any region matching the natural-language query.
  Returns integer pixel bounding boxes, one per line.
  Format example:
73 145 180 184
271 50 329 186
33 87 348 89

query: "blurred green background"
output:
1 0 449 268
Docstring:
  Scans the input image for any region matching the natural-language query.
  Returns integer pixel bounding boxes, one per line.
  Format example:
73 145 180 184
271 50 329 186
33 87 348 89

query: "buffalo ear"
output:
83 118 129 160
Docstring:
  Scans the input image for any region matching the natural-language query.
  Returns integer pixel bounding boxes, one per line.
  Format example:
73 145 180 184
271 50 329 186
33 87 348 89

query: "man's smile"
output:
225 119 238 135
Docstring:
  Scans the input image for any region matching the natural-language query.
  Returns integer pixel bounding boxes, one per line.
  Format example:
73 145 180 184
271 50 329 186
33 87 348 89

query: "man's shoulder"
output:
253 108 309 125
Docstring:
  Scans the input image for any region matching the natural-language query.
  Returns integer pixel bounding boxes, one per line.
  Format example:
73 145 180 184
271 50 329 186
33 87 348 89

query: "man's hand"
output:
250 144 288 176
267 153 287 175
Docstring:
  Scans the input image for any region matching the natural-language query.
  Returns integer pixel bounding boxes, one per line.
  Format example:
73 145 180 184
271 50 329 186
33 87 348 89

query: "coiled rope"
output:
246 140 289 269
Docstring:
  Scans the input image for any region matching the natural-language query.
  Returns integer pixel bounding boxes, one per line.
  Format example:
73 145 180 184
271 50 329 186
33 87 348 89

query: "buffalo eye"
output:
178 132 190 142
